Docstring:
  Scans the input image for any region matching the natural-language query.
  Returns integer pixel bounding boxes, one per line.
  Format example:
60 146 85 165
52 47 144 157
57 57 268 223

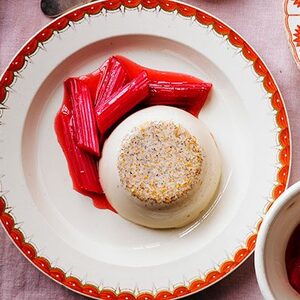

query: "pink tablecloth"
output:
0 0 299 299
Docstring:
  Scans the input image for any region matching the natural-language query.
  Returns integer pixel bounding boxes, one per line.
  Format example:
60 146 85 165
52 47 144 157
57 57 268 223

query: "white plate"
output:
0 1 291 299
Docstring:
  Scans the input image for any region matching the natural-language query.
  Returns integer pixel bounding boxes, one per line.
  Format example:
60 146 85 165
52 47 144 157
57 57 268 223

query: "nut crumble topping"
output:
117 121 203 206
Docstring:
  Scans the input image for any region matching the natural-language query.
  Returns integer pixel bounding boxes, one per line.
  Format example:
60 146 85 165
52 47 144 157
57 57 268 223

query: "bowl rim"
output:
255 181 300 300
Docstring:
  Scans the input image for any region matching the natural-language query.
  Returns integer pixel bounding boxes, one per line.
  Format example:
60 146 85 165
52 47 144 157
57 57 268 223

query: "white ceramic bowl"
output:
255 182 300 300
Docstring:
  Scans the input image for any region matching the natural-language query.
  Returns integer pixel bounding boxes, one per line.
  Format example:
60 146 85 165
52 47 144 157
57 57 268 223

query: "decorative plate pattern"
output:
0 1 290 299
284 0 300 68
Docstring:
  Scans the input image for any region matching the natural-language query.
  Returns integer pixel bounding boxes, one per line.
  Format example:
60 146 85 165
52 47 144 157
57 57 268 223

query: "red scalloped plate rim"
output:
0 1 291 299
283 0 300 67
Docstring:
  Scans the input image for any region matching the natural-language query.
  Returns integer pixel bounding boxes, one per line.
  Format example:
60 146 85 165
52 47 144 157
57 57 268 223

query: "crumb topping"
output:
117 121 203 206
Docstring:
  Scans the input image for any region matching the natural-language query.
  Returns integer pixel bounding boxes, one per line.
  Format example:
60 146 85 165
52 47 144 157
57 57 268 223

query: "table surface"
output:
0 0 299 299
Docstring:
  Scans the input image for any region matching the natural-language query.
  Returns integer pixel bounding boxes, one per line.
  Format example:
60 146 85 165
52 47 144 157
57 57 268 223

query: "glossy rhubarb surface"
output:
95 57 128 108
148 81 212 116
95 71 149 134
65 78 100 156
55 87 102 194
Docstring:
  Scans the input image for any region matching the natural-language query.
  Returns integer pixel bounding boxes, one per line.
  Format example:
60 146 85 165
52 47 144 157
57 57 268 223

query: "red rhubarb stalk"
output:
95 71 149 134
95 56 128 108
147 81 212 116
55 89 102 194
65 78 100 156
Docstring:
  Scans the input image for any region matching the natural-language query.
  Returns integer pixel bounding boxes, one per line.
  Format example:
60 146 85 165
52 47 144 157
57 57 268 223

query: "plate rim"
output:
0 0 291 299
283 0 300 69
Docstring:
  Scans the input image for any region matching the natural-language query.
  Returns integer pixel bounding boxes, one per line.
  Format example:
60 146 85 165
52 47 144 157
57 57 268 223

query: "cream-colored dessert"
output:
99 106 221 228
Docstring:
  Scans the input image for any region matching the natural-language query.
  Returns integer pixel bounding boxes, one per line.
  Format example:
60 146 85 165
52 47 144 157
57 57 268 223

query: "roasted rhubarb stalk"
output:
147 81 212 116
149 81 212 101
55 90 103 194
95 57 128 108
95 71 149 134
65 78 100 156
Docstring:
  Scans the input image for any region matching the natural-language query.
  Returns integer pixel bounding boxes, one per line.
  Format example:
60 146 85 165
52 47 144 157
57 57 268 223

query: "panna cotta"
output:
99 106 221 228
